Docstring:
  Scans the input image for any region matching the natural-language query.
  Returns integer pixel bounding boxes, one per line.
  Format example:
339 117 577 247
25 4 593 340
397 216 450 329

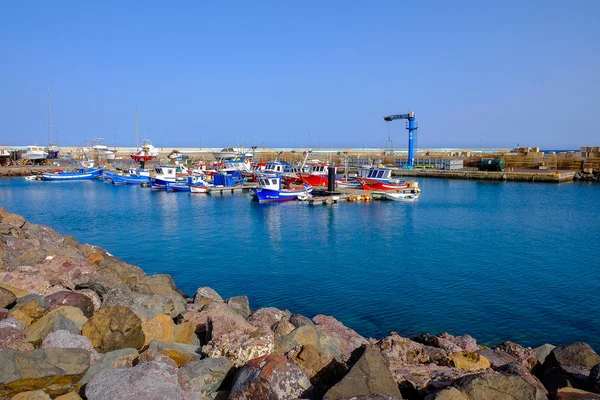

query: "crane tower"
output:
383 110 418 169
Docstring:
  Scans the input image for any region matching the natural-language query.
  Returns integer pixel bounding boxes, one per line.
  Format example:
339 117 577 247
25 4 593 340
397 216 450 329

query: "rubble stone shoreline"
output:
0 206 599 400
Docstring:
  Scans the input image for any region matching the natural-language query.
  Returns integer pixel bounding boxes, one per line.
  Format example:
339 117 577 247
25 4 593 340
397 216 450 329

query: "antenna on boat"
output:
135 108 139 151
47 86 52 146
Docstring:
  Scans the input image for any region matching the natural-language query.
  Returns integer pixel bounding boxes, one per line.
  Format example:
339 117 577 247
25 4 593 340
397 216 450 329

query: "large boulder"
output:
534 344 556 369
141 314 177 346
177 357 233 398
273 320 296 338
76 348 139 388
393 364 471 395
45 291 95 318
148 340 202 367
275 325 342 360
226 295 251 318
376 333 433 370
286 343 347 396
414 333 478 354
85 361 183 400
132 274 177 294
102 288 186 321
542 342 600 393
589 363 600 393
0 318 34 351
0 348 90 398
229 354 312 399
193 287 223 305
439 351 491 371
323 346 402 400
250 307 291 329
202 320 275 367
313 314 368 363
81 305 145 352
494 341 537 371
42 330 101 365
0 287 16 308
495 362 548 395
475 348 517 369
25 306 87 345
453 370 548 400
555 387 600 399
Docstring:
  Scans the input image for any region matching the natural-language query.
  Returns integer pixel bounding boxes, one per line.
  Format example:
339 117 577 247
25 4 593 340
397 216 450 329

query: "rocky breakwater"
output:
1 206 600 399
574 168 600 182
0 167 76 178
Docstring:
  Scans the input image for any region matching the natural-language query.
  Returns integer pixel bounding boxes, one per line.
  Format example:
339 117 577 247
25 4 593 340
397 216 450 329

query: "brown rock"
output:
475 348 517 368
393 364 471 394
133 274 176 294
229 354 312 399
454 370 548 400
86 253 104 265
324 346 402 400
82 306 145 353
376 333 432 370
45 291 95 318
141 314 176 346
10 390 52 400
147 340 201 367
250 307 291 328
496 361 548 395
273 319 296 338
0 287 16 308
25 307 88 345
556 387 600 399
414 333 478 354
54 393 83 400
0 284 28 299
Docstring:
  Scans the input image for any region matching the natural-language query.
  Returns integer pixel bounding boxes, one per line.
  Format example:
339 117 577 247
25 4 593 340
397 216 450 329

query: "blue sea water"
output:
1 177 599 348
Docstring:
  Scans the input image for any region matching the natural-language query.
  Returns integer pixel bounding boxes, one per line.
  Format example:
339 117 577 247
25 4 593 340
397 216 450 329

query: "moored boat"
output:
251 176 313 203
41 161 104 181
385 192 419 202
355 167 414 191
298 163 336 187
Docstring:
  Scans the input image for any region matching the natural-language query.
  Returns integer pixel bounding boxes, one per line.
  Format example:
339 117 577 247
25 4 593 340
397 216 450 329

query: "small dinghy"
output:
384 192 419 202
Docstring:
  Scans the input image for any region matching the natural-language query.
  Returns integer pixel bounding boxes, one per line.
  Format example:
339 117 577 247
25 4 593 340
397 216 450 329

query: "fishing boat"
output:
22 146 48 161
166 175 208 192
385 192 419 202
251 176 312 203
41 161 104 181
111 173 150 185
131 139 160 161
298 163 336 187
355 167 412 191
92 139 115 161
149 165 188 189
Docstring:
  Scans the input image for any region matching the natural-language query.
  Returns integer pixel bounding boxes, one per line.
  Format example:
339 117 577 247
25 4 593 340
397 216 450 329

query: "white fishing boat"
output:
22 146 48 161
384 192 419 202
92 139 115 160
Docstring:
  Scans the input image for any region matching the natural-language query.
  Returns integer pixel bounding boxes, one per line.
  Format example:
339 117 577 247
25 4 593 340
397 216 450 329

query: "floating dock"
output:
207 183 257 195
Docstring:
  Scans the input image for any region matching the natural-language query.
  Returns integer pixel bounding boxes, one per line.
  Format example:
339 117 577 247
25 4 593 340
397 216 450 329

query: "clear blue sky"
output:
1 1 598 149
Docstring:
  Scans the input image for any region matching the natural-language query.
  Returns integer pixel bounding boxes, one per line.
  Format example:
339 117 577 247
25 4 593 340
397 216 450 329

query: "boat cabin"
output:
257 176 282 190
364 167 392 182
308 163 331 175
264 161 286 174
153 165 183 178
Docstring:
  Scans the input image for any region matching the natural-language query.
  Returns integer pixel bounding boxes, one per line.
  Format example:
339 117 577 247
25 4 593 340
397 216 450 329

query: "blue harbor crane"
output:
383 110 418 169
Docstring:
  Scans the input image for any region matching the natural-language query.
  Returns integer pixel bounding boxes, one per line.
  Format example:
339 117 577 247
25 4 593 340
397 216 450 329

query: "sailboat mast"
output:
47 87 52 145
135 108 139 151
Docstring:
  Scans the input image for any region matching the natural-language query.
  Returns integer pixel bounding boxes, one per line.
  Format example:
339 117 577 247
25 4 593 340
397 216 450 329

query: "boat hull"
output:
252 186 313 203
111 175 150 185
41 167 104 181
299 173 328 187
190 185 209 194
385 192 419 202
357 178 409 191
166 183 191 192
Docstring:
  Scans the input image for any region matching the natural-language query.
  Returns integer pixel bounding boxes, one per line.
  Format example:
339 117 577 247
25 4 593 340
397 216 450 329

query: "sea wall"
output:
392 168 576 183
0 207 599 399
0 167 77 178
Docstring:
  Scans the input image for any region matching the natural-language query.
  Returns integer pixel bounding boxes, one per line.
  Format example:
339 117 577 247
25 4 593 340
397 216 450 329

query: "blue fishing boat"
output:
111 174 150 185
41 161 105 181
150 165 188 189
251 176 312 203
166 175 210 192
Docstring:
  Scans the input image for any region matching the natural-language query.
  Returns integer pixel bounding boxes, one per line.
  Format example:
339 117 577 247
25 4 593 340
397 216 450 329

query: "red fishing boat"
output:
355 167 412 191
299 163 336 187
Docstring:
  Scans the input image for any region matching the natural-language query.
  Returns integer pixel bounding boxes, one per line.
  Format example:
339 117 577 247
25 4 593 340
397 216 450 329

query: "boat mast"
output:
135 108 139 151
47 86 52 145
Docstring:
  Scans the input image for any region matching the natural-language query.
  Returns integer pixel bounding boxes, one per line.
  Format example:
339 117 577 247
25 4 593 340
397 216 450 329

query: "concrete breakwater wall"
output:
393 168 577 183
0 167 78 178
1 207 599 399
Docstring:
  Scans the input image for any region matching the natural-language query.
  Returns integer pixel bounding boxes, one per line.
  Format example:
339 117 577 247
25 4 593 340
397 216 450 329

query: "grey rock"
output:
289 313 314 328
178 357 233 398
102 288 186 320
476 348 517 368
313 314 369 363
42 330 101 364
85 360 183 400
226 296 251 318
275 324 342 360
0 348 90 398
250 307 291 328
534 344 556 367
193 287 223 304
454 370 548 400
148 340 202 367
323 346 402 400
77 348 139 387
413 332 478 354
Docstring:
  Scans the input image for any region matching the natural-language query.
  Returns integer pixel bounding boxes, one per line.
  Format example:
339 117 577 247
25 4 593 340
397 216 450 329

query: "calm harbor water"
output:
1 177 599 348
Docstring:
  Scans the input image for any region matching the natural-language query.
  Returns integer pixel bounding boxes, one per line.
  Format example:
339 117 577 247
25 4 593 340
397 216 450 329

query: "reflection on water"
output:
1 178 600 348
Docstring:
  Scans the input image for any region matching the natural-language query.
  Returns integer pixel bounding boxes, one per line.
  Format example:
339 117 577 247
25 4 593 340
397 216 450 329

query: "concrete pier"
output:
391 168 576 183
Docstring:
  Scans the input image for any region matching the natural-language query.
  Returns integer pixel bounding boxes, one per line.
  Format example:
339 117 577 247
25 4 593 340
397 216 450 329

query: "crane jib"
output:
384 114 411 121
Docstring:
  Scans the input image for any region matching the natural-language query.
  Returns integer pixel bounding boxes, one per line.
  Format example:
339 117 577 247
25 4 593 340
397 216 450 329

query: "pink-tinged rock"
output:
414 332 478 354
494 341 537 371
476 348 517 368
0 287 16 308
37 256 98 289
85 361 184 400
0 317 34 351
313 314 368 363
42 330 101 365
183 301 252 342
75 289 102 312
0 307 8 320
250 307 292 329
138 348 179 369
0 270 53 296
375 333 432 370
496 361 548 395
229 354 312 399
46 291 95 318
202 320 275 367
193 286 223 304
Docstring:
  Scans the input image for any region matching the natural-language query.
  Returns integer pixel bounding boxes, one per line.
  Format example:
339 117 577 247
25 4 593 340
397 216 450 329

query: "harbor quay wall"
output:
392 168 577 183
0 207 599 399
